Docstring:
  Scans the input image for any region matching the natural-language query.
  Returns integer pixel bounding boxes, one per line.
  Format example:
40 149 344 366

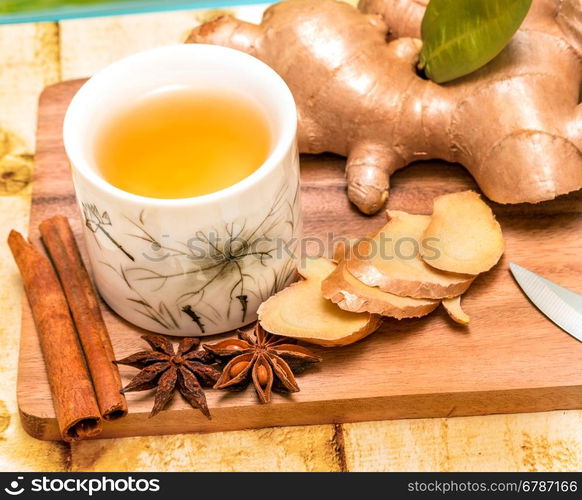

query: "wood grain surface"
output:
1 2 582 472
17 78 582 442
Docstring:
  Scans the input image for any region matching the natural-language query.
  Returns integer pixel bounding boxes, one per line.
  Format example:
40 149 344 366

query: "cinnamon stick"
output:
8 230 102 441
40 216 127 421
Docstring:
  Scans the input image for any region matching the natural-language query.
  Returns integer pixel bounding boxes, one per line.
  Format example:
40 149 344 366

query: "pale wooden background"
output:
0 1 580 471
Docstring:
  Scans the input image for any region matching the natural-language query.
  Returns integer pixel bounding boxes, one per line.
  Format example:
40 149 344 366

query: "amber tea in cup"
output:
94 87 272 199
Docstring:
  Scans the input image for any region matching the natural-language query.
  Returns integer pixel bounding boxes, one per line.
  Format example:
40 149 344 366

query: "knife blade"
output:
509 262 582 343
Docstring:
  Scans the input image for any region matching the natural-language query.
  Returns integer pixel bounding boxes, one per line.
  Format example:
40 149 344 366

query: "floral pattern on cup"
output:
83 179 301 334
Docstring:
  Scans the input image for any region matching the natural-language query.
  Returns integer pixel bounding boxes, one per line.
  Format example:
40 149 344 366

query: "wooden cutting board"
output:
18 80 582 441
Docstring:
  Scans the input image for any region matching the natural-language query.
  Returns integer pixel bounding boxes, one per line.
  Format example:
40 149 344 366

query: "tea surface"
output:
95 87 271 198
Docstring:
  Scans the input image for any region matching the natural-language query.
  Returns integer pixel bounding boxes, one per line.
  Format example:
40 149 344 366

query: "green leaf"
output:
419 0 532 84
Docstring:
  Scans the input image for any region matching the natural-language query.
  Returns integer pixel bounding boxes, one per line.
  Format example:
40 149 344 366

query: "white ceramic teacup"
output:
64 44 301 336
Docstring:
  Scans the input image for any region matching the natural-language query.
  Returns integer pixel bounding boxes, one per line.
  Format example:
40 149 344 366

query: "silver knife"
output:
509 262 582 343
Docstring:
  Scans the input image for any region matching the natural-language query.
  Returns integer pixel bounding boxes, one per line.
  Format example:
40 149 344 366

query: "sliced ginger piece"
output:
322 257 439 318
442 296 470 325
258 257 382 347
421 191 504 275
346 211 474 299
332 229 383 263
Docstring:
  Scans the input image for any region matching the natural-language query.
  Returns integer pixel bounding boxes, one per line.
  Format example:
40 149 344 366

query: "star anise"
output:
114 335 220 418
203 322 322 403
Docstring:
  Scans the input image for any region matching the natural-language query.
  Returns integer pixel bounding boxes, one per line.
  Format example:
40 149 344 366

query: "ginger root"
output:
345 210 474 299
442 296 471 325
322 258 439 318
189 0 582 215
258 258 382 346
260 190 503 343
421 191 504 275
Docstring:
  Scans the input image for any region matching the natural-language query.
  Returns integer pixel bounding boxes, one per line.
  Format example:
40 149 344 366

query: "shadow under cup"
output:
63 44 301 336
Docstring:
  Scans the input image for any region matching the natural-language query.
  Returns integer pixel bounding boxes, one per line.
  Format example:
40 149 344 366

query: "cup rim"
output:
63 44 298 207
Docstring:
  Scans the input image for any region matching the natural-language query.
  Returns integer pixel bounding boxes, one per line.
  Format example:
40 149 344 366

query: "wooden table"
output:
0 2 580 472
